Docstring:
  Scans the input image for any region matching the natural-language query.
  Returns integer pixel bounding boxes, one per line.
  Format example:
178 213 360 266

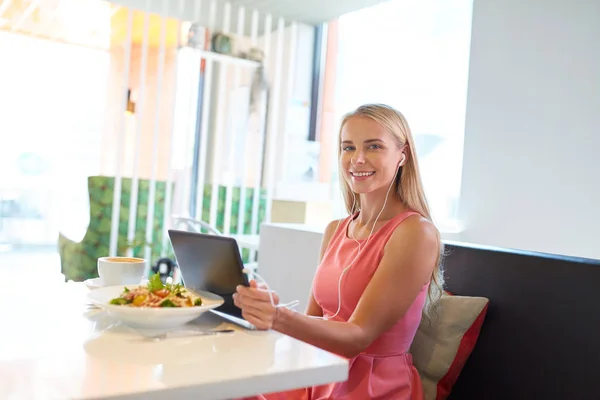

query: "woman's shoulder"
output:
322 217 349 243
318 218 349 260
386 213 438 251
323 218 347 236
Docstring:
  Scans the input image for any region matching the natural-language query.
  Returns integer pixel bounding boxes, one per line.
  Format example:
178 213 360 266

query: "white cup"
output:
97 257 147 286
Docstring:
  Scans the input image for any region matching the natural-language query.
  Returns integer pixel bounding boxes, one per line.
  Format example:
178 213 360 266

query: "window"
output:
327 0 473 231
0 31 109 245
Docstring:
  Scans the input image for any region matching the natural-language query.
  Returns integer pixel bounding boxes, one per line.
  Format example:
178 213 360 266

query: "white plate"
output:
87 285 224 337
84 277 104 290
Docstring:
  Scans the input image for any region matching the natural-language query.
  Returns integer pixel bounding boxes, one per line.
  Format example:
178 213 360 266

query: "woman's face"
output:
340 116 405 195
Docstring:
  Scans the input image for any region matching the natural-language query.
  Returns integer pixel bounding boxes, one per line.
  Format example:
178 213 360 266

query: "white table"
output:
0 282 348 400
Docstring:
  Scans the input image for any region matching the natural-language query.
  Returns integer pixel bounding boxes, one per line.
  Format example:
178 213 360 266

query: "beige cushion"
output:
411 294 489 400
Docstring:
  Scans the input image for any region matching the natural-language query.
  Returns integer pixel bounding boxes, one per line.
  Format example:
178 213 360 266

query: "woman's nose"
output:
351 150 366 165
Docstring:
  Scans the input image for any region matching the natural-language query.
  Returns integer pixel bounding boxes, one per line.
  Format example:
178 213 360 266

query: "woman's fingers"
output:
237 285 280 305
238 283 267 300
233 293 269 315
234 294 276 330
250 280 269 291
234 281 283 331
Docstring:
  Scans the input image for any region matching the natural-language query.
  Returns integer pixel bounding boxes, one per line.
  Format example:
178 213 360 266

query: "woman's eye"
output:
368 144 382 149
342 146 354 151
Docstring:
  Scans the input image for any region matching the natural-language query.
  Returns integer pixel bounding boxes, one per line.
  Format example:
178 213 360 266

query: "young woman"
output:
234 103 444 399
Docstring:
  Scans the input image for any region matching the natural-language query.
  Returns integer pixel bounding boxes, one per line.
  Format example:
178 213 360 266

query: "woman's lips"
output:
350 171 375 181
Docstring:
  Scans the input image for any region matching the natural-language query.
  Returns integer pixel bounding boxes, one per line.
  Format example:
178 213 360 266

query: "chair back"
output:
59 175 170 281
172 216 222 235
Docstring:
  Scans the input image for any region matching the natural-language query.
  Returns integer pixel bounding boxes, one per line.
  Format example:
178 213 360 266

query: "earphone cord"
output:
242 166 400 320
241 268 301 310
324 167 398 320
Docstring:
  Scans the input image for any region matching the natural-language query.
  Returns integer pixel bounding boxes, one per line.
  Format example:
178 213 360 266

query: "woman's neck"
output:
355 193 406 225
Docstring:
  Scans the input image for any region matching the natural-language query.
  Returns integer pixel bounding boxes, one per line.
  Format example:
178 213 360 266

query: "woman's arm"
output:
235 215 438 359
305 219 341 317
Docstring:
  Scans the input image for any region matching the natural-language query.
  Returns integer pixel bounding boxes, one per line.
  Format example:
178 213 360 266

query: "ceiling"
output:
0 0 391 50
226 0 391 25
109 0 392 26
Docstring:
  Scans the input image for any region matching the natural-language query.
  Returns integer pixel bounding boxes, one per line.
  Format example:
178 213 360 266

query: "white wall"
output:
457 0 600 259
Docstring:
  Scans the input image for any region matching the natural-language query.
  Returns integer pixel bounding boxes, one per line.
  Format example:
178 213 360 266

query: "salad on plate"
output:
109 273 202 308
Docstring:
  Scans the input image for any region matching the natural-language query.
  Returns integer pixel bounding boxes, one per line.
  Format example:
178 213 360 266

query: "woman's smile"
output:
350 170 376 181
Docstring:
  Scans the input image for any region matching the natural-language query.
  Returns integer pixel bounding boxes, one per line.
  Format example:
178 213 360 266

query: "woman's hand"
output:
233 280 280 330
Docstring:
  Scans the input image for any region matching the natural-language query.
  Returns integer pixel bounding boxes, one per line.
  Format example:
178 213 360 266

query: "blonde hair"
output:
338 103 445 313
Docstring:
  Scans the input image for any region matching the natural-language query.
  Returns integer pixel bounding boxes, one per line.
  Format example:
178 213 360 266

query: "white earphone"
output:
241 268 300 310
247 157 403 321
314 161 401 321
399 153 406 167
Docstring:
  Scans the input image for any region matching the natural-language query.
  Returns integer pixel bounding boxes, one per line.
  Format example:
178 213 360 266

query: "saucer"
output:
84 277 104 290
84 277 146 290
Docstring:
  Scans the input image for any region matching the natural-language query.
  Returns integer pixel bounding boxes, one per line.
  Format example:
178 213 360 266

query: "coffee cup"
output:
97 256 147 286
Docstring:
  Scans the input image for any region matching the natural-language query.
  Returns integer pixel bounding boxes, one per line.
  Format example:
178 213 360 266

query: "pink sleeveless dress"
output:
246 210 427 400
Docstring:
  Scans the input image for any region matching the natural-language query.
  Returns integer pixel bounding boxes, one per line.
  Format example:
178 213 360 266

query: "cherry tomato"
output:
154 289 170 298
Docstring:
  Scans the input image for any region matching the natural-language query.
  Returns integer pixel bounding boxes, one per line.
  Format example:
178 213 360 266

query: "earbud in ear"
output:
398 154 406 168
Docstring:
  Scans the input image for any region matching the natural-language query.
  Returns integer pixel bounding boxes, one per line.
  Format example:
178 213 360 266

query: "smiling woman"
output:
235 104 444 400
336 104 443 303
339 116 407 206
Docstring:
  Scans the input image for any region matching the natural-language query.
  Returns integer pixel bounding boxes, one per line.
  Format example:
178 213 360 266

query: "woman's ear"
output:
398 153 407 168
398 145 409 167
